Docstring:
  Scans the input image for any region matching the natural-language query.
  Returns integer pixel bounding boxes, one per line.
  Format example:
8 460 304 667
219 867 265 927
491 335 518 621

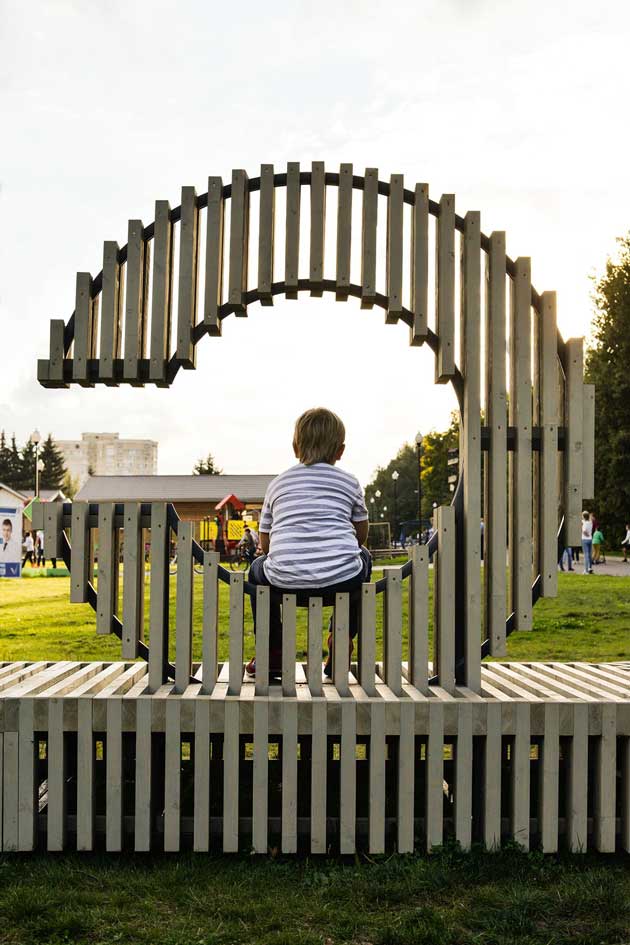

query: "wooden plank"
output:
222 700 239 852
622 736 630 853
228 573 244 696
44 497 63 561
228 170 249 315
509 257 533 631
192 699 210 852
564 338 584 547
359 583 376 697
17 700 36 851
134 696 152 851
539 701 559 853
435 194 456 383
538 291 559 597
96 503 116 635
594 702 616 852
454 702 473 850
339 701 357 854
434 505 455 693
282 594 297 698
204 177 224 332
252 700 269 853
47 699 65 850
201 551 220 694
281 700 298 853
567 702 588 852
310 700 327 854
76 698 94 850
254 586 270 697
257 165 274 307
48 319 66 383
100 241 122 382
461 210 482 692
368 700 386 854
383 569 403 696
0 733 3 850
483 701 502 850
361 167 378 308
397 699 415 852
310 161 326 296
385 173 404 323
73 272 96 384
176 186 199 366
409 544 429 693
150 199 174 382
582 384 595 501
285 162 300 299
164 697 181 851
336 162 352 300
175 521 193 693
105 697 123 851
426 701 444 851
70 501 91 604
307 596 322 696
122 503 144 659
510 702 530 851
124 219 149 381
410 182 429 345
2 732 18 851
148 503 170 693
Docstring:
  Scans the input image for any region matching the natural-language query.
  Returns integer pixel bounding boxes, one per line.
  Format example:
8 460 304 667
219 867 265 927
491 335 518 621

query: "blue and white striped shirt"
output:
259 463 368 588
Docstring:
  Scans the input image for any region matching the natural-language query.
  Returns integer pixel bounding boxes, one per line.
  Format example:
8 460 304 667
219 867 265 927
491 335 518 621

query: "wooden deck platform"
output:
2 659 629 855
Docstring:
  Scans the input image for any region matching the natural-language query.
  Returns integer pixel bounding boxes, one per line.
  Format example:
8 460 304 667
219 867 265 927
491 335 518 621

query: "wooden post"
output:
201 551 220 694
257 164 274 307
537 291 559 597
361 167 378 308
100 241 123 382
48 319 66 384
383 569 403 696
307 596 323 696
333 593 350 697
122 502 144 659
228 572 244 696
539 702 560 853
309 161 326 297
177 186 200 365
359 583 376 696
582 385 595 501
434 505 455 693
150 200 174 382
174 521 194 693
204 177 225 333
73 272 97 384
408 544 429 693
410 182 429 345
124 219 149 382
228 170 249 315
148 503 170 692
385 173 404 323
336 162 352 301
285 162 300 299
96 503 116 635
254 586 270 698
70 501 91 604
435 195 455 383
564 338 584 547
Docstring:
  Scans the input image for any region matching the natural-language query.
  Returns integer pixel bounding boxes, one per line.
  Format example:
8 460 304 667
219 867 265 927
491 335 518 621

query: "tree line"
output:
0 432 67 493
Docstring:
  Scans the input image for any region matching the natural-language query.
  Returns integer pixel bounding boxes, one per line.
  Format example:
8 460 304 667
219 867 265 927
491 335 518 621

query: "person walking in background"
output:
592 524 604 564
621 523 630 562
22 531 35 567
559 546 574 571
36 529 44 568
581 510 593 574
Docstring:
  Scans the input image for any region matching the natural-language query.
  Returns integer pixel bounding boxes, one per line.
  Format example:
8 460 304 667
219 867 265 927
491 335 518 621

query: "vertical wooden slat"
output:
485 231 508 655
204 177 224 332
134 696 152 851
222 700 240 852
359 583 376 696
257 165 274 307
509 258 533 631
397 700 415 853
17 700 35 851
282 594 297 697
281 701 298 853
368 701 386 854
361 167 378 308
538 291 559 597
434 505 455 693
539 701 559 853
100 241 123 382
77 698 94 851
174 521 193 693
177 186 200 365
255 586 270 698
567 702 588 852
310 700 327 854
336 162 352 300
124 219 150 382
47 699 65 850
510 702 530 851
70 501 91 603
47 319 66 385
148 503 170 693
193 700 210 852
0 733 3 850
594 702 616 852
122 503 144 659
228 170 249 315
201 551 220 694
385 173 404 323
96 503 116 636
383 569 403 695
150 200 174 382
410 182 429 345
622 736 630 853
2 732 18 851
164 697 181 851
564 339 585 547
106 697 123 851
426 701 444 851
409 544 429 693
44 501 63 562
333 593 350 697
309 161 326 297
461 211 482 691
454 702 473 850
339 701 357 854
483 701 502 850
73 272 96 384
228 572 244 696
285 162 301 299
252 700 269 854
307 596 323 696
435 195 456 383
582 385 595 501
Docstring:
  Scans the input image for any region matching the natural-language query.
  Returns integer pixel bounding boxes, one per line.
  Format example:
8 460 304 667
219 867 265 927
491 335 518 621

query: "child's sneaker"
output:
245 651 282 679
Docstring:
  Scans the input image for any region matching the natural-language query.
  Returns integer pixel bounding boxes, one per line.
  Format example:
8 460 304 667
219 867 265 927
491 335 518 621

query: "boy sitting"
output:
246 407 372 678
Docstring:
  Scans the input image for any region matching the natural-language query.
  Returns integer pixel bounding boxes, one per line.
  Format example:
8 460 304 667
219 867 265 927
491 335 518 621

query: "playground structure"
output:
4 162 627 855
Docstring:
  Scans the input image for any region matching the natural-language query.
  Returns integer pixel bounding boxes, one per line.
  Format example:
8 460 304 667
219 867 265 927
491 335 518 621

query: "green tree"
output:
0 431 10 484
193 452 223 475
40 434 67 490
19 439 37 493
61 470 80 499
7 435 22 490
585 235 630 545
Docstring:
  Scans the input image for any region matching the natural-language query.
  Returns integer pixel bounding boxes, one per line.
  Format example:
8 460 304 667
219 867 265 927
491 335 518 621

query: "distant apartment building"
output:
56 433 158 487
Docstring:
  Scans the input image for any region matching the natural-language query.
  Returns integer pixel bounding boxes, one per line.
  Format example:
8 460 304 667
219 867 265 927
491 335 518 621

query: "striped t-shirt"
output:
259 463 368 588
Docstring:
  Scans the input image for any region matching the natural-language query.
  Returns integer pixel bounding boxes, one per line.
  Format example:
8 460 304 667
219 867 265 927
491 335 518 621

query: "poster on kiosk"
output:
0 506 23 578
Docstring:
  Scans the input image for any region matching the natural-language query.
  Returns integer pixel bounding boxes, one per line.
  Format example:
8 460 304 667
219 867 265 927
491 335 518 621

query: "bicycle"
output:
228 547 251 571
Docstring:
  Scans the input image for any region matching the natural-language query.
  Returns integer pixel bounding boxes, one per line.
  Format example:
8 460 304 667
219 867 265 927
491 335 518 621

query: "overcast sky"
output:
1 0 628 485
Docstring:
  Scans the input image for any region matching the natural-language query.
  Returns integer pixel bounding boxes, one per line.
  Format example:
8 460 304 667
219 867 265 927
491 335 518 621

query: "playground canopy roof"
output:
76 474 277 506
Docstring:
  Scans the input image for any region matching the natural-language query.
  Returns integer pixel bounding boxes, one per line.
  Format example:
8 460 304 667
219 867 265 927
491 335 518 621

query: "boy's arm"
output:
353 520 369 547
260 532 270 554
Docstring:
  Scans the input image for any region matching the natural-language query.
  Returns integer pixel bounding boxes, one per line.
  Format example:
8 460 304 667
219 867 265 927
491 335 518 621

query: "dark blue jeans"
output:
248 547 372 651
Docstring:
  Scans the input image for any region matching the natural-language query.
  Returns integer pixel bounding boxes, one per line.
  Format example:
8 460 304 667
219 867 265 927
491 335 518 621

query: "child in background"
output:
592 525 604 563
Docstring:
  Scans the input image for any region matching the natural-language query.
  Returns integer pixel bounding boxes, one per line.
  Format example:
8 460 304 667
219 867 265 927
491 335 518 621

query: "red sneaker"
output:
245 651 282 679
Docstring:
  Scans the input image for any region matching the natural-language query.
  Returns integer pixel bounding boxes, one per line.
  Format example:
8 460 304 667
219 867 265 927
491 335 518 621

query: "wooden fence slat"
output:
77 698 94 851
17 700 35 851
339 701 357 854
73 272 96 384
148 503 170 693
454 702 473 851
100 241 122 382
385 173 404 323
177 186 200 365
124 219 149 382
310 161 326 297
204 177 224 333
426 701 444 851
222 700 239 852
434 505 455 693
594 702 616 852
582 384 595 501
461 210 482 691
134 696 152 851
435 194 455 383
201 551 220 694
255 586 270 698
47 699 65 850
164 697 181 851
285 162 301 299
310 700 327 854
106 697 123 851
257 165 274 307
96 503 116 636
175 521 193 693
48 319 66 384
397 699 415 853
70 501 91 604
410 182 429 345
485 232 507 655
369 701 386 854
44 501 63 562
122 503 144 659
409 544 429 693
0 733 3 850
252 700 269 854
336 162 352 300
193 700 210 852
333 593 350 697
359 583 376 696
282 701 298 853
483 702 502 850
227 572 244 696
150 199 174 382
509 257 533 631
564 338 584 547
538 291 559 597
229 170 249 316
282 595 297 697
622 736 630 853
567 702 588 852
361 167 378 308
307 596 323 696
539 701 559 853
384 569 403 696
510 702 530 851
2 732 18 851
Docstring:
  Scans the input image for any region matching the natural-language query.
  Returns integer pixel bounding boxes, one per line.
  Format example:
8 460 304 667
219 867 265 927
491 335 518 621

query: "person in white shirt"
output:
581 511 593 574
621 523 630 563
22 531 35 567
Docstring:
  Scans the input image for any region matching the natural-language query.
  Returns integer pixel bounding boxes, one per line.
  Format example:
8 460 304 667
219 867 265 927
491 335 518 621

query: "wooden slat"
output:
148 503 170 693
335 162 352 300
282 595 297 697
77 697 94 850
434 505 455 693
310 700 327 854
124 219 149 382
285 162 300 299
426 701 444 851
483 702 502 849
622 736 630 853
204 177 224 332
582 384 595 501
339 701 357 854
537 291 559 597
281 700 298 853
0 733 3 850
307 596 323 696
361 167 378 308
49 319 66 383
100 241 122 382
383 569 403 695
252 700 269 854
567 702 588 852
454 702 473 850
228 170 249 315
309 161 326 297
385 173 404 323
409 544 429 693
461 210 482 692
594 702 616 852
369 700 386 854
397 699 415 852
134 696 152 851
510 702 530 850
333 593 350 697
410 183 429 345
106 697 123 851
17 699 35 851
539 701 559 852
509 257 533 631
2 732 18 851
164 697 181 851
564 337 584 547
176 186 199 365
96 503 116 635
359 583 376 696
201 551 220 694
122 503 144 659
44 501 63 561
257 165 274 307
222 700 239 852
150 199 174 382
435 194 456 383
73 272 96 384
192 699 210 852
227 572 244 696
70 501 91 604
254 586 270 697
174 521 193 693
47 699 65 851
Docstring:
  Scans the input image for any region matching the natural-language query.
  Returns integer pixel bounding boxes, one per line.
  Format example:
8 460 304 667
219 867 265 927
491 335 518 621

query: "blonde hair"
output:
293 408 345 465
